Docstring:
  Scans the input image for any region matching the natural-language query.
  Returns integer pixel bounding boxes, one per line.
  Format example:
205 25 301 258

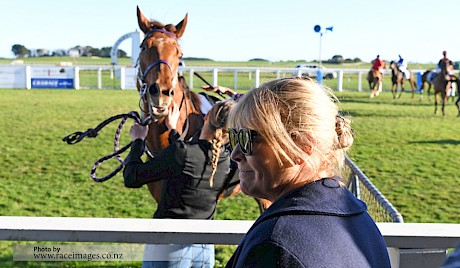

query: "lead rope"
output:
62 111 151 182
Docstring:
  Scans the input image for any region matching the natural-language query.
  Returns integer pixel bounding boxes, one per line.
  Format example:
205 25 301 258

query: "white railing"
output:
0 64 428 92
1 216 460 267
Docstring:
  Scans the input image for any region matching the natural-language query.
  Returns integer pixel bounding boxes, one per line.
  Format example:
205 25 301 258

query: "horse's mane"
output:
149 20 178 33
178 76 202 113
149 21 165 28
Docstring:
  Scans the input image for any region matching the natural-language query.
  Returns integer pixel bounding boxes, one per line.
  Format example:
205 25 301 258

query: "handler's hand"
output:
201 85 234 96
165 102 180 130
129 123 148 141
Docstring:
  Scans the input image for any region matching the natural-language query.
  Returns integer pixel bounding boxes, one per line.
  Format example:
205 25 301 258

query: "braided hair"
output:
206 100 236 187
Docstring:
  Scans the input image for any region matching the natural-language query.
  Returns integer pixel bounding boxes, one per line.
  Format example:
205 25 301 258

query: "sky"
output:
1 0 459 64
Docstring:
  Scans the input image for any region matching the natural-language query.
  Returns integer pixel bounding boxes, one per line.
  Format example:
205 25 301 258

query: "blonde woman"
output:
226 77 390 267
123 100 236 268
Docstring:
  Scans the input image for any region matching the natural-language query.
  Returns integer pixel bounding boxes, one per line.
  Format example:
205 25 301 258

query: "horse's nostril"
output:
162 89 173 96
149 84 160 95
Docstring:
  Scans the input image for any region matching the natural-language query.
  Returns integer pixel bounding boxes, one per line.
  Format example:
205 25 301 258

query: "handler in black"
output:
123 100 236 268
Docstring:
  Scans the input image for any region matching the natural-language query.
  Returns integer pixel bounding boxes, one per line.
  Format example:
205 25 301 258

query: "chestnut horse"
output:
136 7 205 202
389 61 420 100
135 7 272 211
367 64 385 98
433 61 456 116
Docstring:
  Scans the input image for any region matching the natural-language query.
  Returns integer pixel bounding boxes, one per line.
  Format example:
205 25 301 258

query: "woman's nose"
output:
230 144 244 162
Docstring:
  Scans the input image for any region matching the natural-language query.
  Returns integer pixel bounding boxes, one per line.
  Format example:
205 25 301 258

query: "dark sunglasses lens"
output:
229 129 238 150
239 129 251 155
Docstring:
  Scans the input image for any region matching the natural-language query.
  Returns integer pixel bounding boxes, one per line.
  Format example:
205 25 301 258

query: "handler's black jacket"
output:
123 129 234 219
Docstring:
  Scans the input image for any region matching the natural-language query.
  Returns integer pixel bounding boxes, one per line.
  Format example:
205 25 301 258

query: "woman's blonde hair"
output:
206 100 236 187
228 77 354 179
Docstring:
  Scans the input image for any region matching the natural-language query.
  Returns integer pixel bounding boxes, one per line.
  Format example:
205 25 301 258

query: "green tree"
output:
331 55 344 64
11 44 29 58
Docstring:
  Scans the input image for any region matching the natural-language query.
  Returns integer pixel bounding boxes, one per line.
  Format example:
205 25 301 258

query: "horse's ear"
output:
137 6 151 34
174 13 188 39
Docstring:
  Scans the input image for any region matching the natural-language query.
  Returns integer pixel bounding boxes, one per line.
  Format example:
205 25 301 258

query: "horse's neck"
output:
169 83 203 141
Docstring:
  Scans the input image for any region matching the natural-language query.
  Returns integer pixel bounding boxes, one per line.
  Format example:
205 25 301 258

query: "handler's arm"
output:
123 138 184 188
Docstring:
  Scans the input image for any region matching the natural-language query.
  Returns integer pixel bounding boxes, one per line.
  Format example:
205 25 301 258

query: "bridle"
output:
137 28 177 102
136 27 194 141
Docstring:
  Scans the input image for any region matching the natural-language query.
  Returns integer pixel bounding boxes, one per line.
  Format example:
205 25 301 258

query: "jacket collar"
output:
254 178 367 226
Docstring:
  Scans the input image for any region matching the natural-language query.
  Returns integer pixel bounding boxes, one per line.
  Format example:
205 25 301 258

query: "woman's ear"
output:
291 132 316 156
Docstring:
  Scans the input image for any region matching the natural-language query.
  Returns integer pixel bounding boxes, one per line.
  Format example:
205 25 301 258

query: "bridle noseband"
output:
136 27 195 143
137 28 178 98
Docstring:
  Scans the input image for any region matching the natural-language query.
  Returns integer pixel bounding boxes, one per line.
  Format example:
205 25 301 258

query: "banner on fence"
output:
30 67 75 89
0 66 27 88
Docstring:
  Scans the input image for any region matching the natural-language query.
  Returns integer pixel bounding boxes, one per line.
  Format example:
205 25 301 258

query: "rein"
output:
62 111 151 182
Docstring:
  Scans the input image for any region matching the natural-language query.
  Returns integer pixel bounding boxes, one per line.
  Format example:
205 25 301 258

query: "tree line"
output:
11 44 127 58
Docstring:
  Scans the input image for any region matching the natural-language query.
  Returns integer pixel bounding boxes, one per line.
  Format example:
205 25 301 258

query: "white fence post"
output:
212 68 218 87
337 71 343 92
25 66 31 89
358 72 363 92
74 67 80 90
120 67 126 90
97 68 102 89
254 69 260 88
189 69 194 89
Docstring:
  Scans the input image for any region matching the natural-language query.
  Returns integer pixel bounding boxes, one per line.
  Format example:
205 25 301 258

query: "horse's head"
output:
389 61 396 69
136 6 188 118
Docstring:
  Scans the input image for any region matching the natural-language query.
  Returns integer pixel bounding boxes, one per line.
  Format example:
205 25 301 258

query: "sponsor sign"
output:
30 67 75 89
31 78 74 88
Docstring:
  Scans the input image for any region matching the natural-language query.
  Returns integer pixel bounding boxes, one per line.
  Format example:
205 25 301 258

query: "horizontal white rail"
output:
1 216 460 249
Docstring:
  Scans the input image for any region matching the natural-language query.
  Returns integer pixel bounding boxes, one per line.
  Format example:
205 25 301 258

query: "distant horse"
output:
367 62 386 98
420 70 437 101
389 61 420 100
433 61 456 116
456 77 460 116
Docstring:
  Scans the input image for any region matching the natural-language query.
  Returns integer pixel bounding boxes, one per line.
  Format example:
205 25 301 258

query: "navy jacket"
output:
226 178 391 268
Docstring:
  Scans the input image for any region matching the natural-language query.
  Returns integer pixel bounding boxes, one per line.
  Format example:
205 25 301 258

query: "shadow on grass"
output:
339 96 433 107
409 139 460 145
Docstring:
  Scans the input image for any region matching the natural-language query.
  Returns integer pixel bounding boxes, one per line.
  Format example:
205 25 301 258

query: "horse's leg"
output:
369 81 375 98
443 85 452 116
398 82 404 99
456 96 460 117
413 78 421 101
427 84 432 102
409 80 415 99
442 95 446 116
434 92 438 114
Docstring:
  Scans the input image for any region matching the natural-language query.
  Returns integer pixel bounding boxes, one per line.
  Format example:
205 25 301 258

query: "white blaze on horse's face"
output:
136 6 188 118
140 36 181 117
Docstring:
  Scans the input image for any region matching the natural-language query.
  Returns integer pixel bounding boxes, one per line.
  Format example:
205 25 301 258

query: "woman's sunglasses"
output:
229 128 258 155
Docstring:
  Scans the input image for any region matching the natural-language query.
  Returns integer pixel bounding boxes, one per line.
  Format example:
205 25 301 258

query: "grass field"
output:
0 68 459 266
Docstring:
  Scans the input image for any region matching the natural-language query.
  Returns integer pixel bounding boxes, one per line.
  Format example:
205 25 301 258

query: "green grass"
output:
1 85 459 266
